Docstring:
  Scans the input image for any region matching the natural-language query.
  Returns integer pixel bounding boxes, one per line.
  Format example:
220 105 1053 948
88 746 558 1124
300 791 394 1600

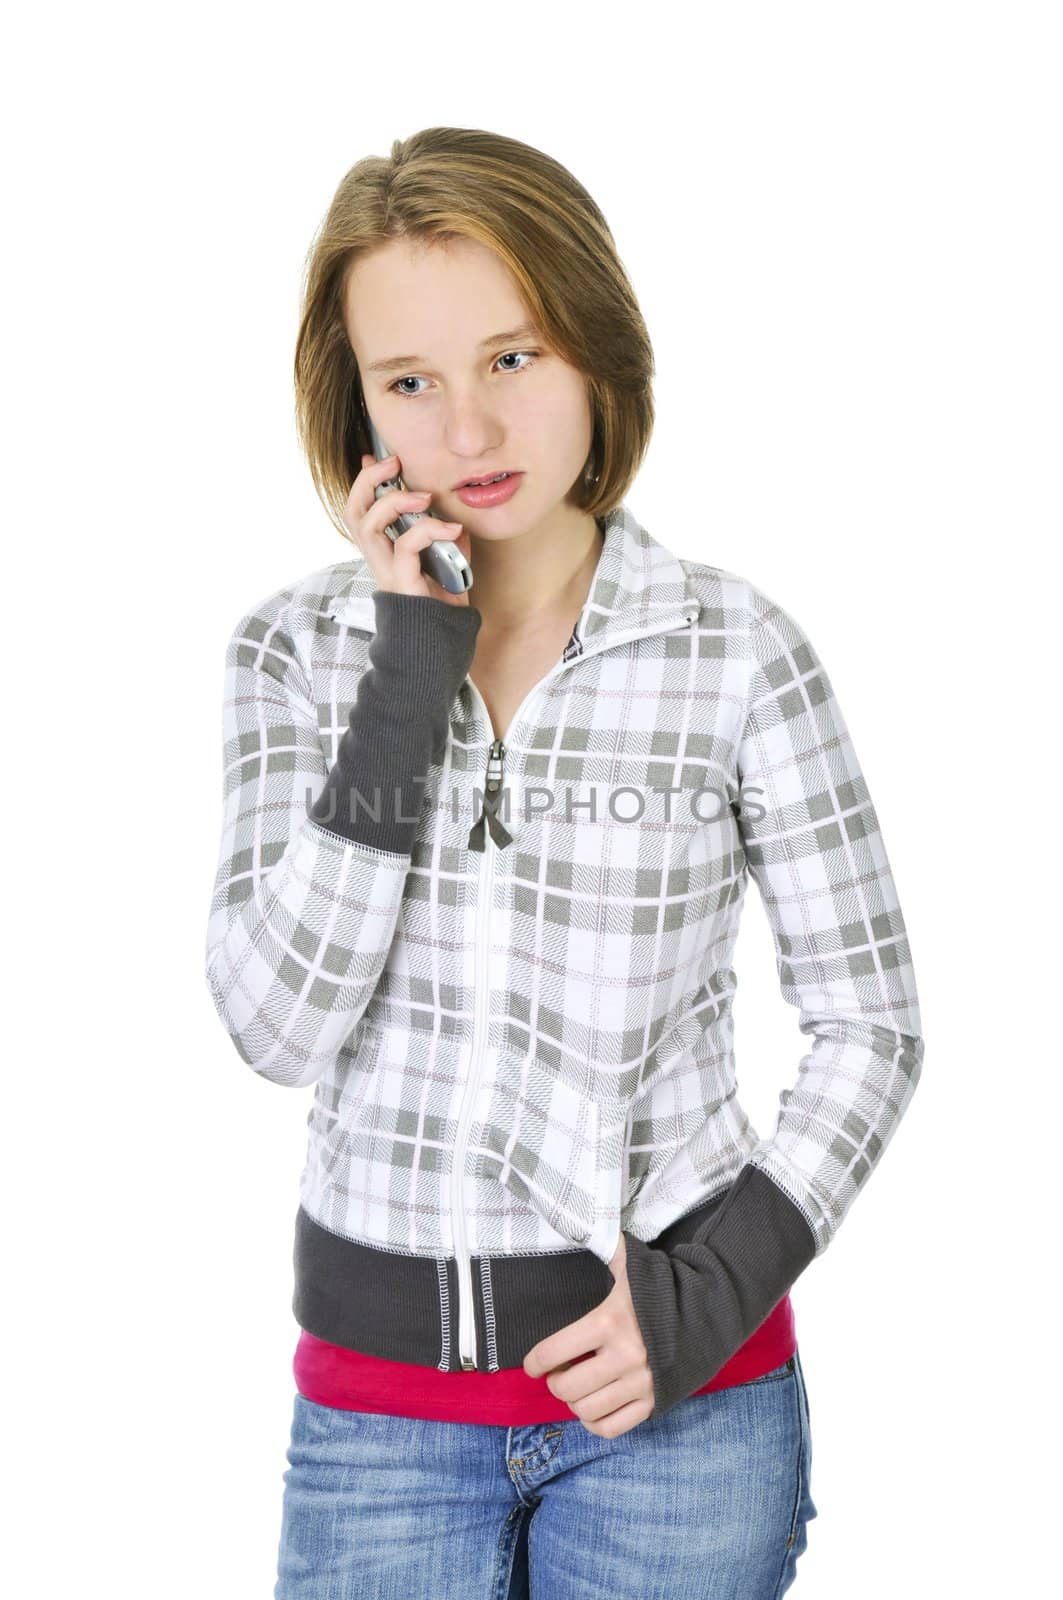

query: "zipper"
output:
467 737 511 852
450 676 502 1368
448 606 698 1371
451 736 496 1369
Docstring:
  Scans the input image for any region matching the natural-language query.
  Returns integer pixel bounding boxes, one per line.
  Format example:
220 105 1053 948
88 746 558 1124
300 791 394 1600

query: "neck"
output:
467 508 604 640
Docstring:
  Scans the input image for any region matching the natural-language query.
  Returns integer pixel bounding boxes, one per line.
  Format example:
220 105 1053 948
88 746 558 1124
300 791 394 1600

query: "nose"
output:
441 392 505 460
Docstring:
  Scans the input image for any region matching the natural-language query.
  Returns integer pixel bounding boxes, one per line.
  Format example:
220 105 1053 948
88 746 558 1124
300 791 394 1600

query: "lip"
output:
454 471 524 509
452 469 521 489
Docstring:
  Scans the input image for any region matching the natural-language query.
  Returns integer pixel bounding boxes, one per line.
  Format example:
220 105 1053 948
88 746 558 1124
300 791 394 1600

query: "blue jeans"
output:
274 1349 817 1599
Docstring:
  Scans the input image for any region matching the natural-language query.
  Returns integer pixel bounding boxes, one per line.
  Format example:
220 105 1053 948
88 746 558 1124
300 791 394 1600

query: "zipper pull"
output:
467 738 513 851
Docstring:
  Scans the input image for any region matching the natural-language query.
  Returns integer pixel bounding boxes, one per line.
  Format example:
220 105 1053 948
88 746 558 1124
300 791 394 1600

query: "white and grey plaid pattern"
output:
205 504 923 1270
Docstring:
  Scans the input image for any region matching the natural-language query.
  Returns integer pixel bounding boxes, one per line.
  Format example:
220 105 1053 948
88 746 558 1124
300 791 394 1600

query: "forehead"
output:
343 236 533 352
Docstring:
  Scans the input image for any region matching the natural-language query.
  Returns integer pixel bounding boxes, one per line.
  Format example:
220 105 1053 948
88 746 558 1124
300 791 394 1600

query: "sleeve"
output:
622 582 925 1418
204 587 482 1089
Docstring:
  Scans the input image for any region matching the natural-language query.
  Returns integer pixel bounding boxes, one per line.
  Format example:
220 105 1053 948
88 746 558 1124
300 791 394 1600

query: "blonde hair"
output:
293 126 655 539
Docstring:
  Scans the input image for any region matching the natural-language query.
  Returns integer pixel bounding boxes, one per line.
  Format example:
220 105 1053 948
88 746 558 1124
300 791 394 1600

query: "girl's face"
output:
343 235 596 543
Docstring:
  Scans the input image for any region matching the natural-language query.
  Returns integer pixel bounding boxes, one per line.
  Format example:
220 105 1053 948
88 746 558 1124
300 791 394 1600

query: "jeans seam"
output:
493 1503 529 1600
771 1358 809 1597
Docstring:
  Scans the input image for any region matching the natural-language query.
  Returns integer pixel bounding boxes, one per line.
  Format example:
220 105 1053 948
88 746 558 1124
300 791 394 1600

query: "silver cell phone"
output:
363 414 474 595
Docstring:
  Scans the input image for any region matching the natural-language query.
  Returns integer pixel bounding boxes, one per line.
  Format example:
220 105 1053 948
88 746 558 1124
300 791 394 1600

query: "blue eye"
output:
387 350 540 398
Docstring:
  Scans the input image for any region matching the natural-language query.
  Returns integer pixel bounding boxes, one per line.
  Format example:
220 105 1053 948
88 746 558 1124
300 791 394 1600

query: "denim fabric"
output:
274 1348 817 1598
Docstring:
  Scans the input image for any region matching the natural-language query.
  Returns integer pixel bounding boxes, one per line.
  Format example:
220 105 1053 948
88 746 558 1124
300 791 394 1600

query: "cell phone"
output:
362 413 474 595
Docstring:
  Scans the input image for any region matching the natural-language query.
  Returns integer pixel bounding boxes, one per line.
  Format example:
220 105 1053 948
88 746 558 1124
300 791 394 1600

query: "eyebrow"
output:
363 323 543 378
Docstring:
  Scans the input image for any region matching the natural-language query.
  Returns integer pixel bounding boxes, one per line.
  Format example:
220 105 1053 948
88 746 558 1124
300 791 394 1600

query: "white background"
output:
5 2 1059 1594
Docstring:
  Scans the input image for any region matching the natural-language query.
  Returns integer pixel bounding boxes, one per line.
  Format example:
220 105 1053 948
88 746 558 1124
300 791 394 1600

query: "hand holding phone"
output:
346 417 474 597
340 454 475 606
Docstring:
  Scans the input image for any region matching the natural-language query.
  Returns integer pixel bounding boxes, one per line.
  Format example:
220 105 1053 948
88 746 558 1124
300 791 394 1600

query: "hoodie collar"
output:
325 501 701 653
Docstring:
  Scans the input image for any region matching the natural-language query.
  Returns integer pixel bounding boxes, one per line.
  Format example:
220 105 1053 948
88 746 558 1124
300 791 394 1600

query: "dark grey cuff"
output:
310 591 482 854
623 1164 817 1418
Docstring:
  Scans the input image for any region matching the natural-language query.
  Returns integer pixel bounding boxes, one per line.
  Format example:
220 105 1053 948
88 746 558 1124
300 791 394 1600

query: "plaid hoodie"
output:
204 503 924 1418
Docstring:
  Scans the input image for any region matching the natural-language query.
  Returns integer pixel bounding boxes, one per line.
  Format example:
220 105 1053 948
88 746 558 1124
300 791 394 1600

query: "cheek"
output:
511 375 592 460
394 407 437 447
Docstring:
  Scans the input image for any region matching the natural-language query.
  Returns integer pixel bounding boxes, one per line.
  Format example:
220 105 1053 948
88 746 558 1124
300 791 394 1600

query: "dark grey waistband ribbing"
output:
291 1186 732 1374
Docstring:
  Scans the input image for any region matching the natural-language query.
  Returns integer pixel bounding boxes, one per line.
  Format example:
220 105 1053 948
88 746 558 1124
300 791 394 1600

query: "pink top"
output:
293 1292 797 1424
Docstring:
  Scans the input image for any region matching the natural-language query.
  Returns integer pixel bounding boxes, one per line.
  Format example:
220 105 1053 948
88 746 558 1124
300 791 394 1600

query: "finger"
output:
562 1364 651 1420
547 1349 622 1404
343 454 402 532
582 1395 654 1439
388 517 465 583
350 493 438 583
527 1326 598 1379
356 512 467 599
360 489 437 551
